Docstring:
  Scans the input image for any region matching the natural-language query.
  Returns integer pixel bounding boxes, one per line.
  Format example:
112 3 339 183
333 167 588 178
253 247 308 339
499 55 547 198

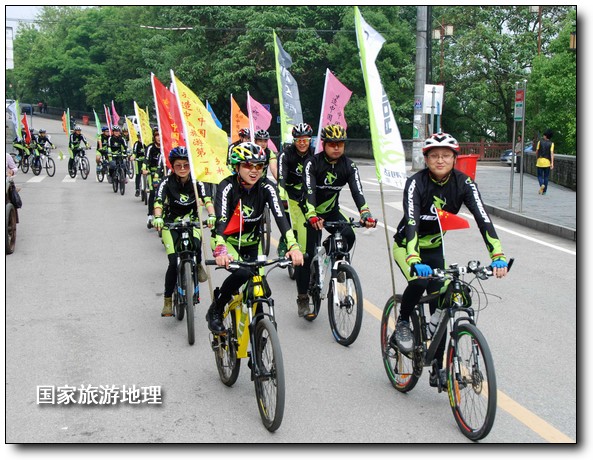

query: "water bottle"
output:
317 247 327 282
427 308 444 338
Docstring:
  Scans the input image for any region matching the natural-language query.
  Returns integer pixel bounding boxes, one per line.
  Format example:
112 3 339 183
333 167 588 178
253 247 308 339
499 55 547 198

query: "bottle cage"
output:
243 275 272 302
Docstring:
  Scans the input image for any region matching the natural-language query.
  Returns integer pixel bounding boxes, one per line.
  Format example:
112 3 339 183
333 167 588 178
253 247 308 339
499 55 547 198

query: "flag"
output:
134 101 153 146
273 30 303 144
93 109 102 137
152 73 185 170
104 105 112 134
354 7 406 189
6 100 19 138
247 92 279 152
21 115 31 143
111 100 120 127
206 100 223 129
62 109 70 134
436 208 470 231
126 117 139 146
223 201 244 236
171 70 230 184
315 69 353 154
230 95 250 144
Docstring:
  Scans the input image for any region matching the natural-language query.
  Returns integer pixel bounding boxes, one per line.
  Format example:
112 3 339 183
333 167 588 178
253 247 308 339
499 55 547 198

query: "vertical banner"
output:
206 100 223 129
103 105 112 134
93 109 102 137
62 108 71 134
354 7 406 189
273 30 303 145
134 101 153 147
230 95 249 143
171 70 230 184
126 117 139 147
151 73 186 169
111 100 120 127
6 100 19 137
314 68 353 153
247 92 279 152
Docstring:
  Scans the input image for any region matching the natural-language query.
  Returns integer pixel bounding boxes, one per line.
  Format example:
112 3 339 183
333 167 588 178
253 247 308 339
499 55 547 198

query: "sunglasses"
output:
174 163 190 170
241 162 264 171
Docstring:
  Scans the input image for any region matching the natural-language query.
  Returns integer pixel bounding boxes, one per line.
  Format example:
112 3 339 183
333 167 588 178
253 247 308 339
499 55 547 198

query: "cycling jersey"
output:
107 135 127 158
301 152 370 219
154 175 210 222
278 143 314 201
97 133 110 154
394 168 504 263
214 174 297 249
69 132 89 151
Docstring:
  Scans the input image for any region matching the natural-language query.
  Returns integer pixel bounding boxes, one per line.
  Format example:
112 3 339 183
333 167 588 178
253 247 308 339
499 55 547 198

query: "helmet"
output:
254 129 270 140
169 146 189 162
121 124 128 132
112 125 121 133
238 128 251 138
39 129 46 134
422 132 460 154
320 124 347 142
292 122 313 138
29 129 35 135
228 142 267 166
74 125 82 131
101 126 109 132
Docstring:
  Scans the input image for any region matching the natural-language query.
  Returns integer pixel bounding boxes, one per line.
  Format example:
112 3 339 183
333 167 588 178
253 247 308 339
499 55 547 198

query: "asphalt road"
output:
4 117 577 446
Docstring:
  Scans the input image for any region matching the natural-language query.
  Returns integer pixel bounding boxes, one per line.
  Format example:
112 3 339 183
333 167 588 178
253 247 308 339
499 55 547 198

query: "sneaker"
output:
161 297 174 317
135 189 140 197
297 294 310 317
146 215 153 229
395 319 414 353
429 368 447 392
197 263 208 283
538 185 545 195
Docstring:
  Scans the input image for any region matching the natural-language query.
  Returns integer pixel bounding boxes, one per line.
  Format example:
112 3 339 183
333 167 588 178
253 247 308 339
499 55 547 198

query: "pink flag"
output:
111 100 120 127
104 105 112 134
315 69 352 153
247 92 279 152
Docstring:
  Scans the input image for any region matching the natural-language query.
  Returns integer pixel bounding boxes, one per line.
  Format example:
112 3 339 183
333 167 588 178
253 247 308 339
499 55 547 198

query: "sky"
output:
5 5 43 35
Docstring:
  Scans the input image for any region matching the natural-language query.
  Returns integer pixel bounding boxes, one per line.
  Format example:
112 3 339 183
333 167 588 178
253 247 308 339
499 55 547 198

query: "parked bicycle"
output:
205 256 292 432
111 159 127 195
167 220 202 346
380 259 514 441
306 219 364 346
31 145 56 177
69 147 91 180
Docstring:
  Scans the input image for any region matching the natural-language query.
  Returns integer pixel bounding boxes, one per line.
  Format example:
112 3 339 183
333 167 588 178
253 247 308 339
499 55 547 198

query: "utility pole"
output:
412 6 429 171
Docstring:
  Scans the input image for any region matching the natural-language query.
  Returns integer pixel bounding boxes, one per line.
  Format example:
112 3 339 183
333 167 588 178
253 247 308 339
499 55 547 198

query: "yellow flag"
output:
134 101 153 146
172 72 230 184
126 117 139 146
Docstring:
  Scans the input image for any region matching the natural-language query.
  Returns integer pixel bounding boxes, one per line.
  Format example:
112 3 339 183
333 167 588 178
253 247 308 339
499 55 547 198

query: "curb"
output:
483 203 576 241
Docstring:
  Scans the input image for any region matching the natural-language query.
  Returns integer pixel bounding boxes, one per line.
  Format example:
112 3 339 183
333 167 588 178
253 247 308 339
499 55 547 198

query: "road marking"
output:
62 176 76 183
27 175 46 183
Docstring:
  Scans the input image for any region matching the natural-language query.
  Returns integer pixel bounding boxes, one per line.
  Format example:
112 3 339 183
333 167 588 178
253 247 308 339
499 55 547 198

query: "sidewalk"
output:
470 163 576 241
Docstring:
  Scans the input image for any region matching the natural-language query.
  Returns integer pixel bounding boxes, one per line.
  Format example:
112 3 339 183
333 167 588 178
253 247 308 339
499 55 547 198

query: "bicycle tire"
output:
80 157 90 180
327 263 363 346
182 261 195 345
214 307 241 386
447 323 497 441
305 260 321 322
21 156 29 174
261 205 271 256
287 264 296 280
119 168 126 195
69 159 77 178
380 295 421 392
97 166 104 183
127 160 134 179
32 157 42 176
6 203 17 255
174 288 184 321
253 317 285 432
46 157 56 177
112 170 119 193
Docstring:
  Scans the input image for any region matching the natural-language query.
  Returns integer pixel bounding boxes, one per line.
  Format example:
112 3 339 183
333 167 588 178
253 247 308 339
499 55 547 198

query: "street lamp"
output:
432 21 454 84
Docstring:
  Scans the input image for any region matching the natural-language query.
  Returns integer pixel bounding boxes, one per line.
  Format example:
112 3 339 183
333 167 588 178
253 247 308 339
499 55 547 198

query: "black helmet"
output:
254 129 270 140
320 124 347 142
169 146 189 162
292 122 313 138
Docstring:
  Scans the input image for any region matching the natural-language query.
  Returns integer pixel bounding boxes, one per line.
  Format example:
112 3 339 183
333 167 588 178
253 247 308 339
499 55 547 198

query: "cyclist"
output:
144 131 164 227
68 125 90 175
106 125 128 183
132 136 145 197
13 129 32 165
96 126 110 171
392 132 508 389
299 124 377 317
205 142 304 333
253 129 278 180
152 147 214 317
36 129 54 153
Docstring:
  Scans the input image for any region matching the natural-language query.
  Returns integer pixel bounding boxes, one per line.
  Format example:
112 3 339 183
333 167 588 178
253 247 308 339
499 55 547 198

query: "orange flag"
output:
436 208 470 231
230 95 249 143
223 201 244 235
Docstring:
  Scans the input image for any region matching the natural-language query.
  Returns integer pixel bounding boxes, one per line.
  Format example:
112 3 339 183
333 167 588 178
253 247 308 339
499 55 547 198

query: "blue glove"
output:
412 263 432 277
491 259 508 269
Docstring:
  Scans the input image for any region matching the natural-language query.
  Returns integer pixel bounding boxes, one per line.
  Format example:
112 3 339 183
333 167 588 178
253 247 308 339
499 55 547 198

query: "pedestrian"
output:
38 101 43 113
514 134 523 173
535 129 554 195
43 101 47 113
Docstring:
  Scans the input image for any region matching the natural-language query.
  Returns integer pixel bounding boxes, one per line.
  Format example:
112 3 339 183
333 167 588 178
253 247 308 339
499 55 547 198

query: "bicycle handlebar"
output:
165 220 202 230
304 218 363 229
205 256 297 271
431 258 514 280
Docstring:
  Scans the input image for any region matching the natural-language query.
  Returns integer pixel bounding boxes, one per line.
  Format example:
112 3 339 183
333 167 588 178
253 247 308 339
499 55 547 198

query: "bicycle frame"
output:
169 221 201 304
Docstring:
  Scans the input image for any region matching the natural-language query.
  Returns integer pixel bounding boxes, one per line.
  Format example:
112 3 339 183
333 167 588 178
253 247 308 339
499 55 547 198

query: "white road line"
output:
62 176 76 183
27 176 46 183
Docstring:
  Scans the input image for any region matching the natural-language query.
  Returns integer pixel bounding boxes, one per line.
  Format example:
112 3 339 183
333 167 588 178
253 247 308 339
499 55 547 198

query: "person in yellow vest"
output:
535 129 554 195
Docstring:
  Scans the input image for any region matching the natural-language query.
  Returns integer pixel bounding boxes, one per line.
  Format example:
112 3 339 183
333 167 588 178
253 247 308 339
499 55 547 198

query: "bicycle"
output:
31 145 56 177
167 219 202 346
380 259 514 441
69 147 91 180
125 153 135 180
111 157 127 196
306 219 364 346
13 143 32 174
205 255 291 432
96 156 109 183
260 204 272 256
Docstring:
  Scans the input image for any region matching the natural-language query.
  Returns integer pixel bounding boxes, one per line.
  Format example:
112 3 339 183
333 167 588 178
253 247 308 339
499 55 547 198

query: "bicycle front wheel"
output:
253 317 285 432
127 160 134 179
32 157 42 176
80 157 90 180
112 171 119 193
119 168 126 195
380 295 421 392
327 264 363 346
447 323 497 441
214 307 240 386
182 261 195 345
305 260 321 322
261 205 271 256
21 156 29 174
46 157 56 177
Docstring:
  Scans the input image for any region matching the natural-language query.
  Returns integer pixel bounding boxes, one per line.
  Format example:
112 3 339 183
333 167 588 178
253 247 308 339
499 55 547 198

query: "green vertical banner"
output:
354 6 406 189
273 30 303 145
93 109 102 137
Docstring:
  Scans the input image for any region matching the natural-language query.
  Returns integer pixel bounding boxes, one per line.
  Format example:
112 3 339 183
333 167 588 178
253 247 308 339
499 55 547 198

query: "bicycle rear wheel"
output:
447 323 497 441
327 264 363 346
213 307 240 386
253 318 285 432
119 167 126 195
112 170 119 193
182 261 195 345
305 260 321 322
45 157 56 177
69 159 77 178
380 295 421 392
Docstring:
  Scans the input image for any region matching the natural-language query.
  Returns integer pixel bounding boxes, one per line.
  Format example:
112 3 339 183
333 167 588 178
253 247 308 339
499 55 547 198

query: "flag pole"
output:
379 181 397 305
314 69 330 154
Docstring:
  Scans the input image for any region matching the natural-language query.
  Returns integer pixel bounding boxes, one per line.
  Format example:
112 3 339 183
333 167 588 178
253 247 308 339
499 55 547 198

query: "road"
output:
4 117 577 446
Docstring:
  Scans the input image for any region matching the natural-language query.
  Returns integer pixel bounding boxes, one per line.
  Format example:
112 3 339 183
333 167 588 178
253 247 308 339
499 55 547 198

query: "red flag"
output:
21 115 31 143
223 202 244 235
151 73 185 170
436 208 470 231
